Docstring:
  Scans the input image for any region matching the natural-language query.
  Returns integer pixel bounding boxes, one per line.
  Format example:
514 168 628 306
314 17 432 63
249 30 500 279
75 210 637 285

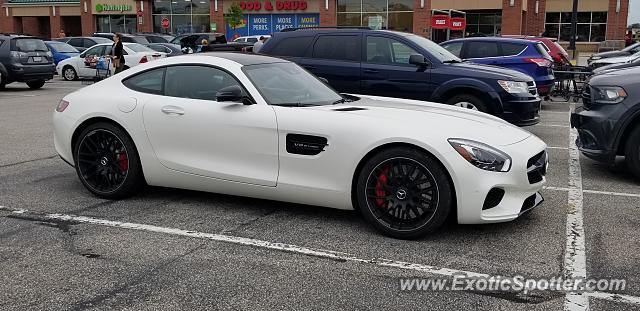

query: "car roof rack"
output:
281 26 372 32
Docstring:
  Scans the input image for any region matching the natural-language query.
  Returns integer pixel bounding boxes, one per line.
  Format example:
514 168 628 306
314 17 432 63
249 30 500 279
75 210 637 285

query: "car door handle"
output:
161 106 184 115
364 69 379 74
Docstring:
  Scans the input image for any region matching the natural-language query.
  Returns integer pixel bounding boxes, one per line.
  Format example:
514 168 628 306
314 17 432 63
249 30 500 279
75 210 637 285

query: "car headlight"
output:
591 86 627 104
498 80 529 94
448 138 512 172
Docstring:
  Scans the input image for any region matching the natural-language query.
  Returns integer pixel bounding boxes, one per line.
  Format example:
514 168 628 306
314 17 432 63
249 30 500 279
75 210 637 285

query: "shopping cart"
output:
82 56 112 85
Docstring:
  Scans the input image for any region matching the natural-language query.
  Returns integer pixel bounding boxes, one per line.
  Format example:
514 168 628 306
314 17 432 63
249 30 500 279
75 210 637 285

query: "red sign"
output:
239 1 308 11
161 17 170 29
431 15 450 29
449 17 466 31
137 10 143 17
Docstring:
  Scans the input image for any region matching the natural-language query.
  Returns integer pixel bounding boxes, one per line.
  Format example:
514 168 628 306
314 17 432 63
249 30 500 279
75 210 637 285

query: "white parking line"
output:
538 124 571 128
548 146 570 150
543 186 640 199
565 107 589 311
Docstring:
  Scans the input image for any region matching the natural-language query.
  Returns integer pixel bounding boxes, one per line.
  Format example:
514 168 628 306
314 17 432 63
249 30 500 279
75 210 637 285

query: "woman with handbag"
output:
111 33 125 74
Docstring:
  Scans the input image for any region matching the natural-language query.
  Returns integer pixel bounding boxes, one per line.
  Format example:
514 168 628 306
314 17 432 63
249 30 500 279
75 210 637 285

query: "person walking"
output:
58 29 66 38
253 36 265 53
111 33 125 74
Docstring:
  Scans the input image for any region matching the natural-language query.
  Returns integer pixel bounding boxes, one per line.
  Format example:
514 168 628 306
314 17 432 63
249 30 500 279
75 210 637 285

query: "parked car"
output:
571 66 640 178
259 28 541 126
56 43 165 80
502 35 570 66
441 37 555 96
92 33 150 44
234 35 270 43
0 34 55 89
592 55 640 75
147 43 183 57
54 36 112 52
170 33 227 45
137 33 174 43
588 42 640 65
53 53 547 239
173 33 253 53
45 41 79 65
589 51 640 69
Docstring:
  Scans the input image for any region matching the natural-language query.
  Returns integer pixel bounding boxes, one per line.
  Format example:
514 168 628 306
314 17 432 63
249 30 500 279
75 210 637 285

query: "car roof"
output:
274 28 411 37
197 52 289 65
445 37 537 44
67 36 111 40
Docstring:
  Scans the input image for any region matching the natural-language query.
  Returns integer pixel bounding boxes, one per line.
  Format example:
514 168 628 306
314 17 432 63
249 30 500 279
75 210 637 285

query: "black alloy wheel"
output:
356 147 452 239
74 122 144 199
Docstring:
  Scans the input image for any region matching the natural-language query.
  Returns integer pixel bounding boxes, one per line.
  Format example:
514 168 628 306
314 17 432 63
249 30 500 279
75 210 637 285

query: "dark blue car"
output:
45 41 79 65
441 37 555 96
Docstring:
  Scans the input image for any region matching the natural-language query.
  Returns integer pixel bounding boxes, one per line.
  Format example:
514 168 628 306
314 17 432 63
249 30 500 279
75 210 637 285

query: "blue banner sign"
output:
226 13 319 40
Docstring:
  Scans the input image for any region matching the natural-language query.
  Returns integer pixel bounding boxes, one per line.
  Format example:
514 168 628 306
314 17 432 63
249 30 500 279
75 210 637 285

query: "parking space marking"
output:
544 186 640 198
548 146 570 150
538 124 571 128
564 108 589 311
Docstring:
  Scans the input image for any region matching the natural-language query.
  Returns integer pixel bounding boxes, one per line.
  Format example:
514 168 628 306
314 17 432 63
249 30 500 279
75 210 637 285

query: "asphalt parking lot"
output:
1 79 639 311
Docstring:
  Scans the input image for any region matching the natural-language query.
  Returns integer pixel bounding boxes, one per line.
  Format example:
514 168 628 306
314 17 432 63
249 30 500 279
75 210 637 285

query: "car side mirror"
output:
216 85 250 104
409 54 428 67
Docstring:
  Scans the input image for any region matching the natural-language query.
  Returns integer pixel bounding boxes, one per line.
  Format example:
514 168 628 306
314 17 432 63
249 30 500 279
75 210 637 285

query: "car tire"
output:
73 122 145 199
625 125 640 179
26 80 45 89
446 94 489 113
355 147 453 239
62 66 78 81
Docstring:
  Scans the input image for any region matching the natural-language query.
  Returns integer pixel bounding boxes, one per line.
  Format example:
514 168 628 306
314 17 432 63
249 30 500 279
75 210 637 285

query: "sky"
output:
630 0 640 26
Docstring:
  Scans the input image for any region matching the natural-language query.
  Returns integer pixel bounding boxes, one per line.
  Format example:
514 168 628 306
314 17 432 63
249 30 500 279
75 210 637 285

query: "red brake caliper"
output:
118 152 129 174
375 168 389 207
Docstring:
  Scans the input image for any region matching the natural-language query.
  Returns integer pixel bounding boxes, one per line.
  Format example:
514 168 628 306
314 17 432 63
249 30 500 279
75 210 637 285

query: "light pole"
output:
568 0 579 60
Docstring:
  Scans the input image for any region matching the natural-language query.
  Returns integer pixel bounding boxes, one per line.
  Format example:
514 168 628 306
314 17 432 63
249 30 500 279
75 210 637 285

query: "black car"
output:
146 43 183 56
259 27 541 126
54 36 112 52
0 35 55 89
92 33 150 44
571 66 640 178
588 42 640 65
136 33 174 43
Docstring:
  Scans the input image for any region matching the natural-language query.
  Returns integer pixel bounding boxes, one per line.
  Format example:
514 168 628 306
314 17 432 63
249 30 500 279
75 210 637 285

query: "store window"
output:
544 12 607 42
152 0 211 35
336 0 413 32
96 15 137 34
464 12 501 36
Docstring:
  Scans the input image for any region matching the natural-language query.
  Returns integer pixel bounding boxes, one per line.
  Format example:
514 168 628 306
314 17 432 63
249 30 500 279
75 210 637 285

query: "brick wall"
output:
81 0 95 35
606 0 629 40
412 0 430 38
137 0 154 32
501 0 523 35
50 6 61 39
210 0 225 33
1 7 16 33
22 16 50 38
319 0 336 27
524 0 547 36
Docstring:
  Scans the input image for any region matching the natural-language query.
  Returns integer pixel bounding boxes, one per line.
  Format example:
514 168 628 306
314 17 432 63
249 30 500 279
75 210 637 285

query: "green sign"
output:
210 23 217 32
95 3 133 13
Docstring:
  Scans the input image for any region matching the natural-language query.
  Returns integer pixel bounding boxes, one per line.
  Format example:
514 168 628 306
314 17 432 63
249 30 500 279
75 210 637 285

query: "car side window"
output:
68 38 82 46
247 38 258 43
442 42 463 57
464 41 499 58
84 45 104 56
270 36 314 57
501 43 526 56
83 39 96 48
164 65 242 101
122 68 165 95
149 45 166 52
313 35 360 61
104 45 113 56
366 36 419 65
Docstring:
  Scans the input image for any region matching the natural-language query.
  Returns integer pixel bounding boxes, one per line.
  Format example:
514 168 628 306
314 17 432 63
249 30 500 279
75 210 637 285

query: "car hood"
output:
313 95 532 146
590 66 640 86
593 54 636 64
448 62 533 81
591 50 630 59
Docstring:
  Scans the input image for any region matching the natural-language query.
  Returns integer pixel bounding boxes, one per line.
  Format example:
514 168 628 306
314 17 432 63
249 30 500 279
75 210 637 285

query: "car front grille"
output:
527 151 547 184
582 84 592 110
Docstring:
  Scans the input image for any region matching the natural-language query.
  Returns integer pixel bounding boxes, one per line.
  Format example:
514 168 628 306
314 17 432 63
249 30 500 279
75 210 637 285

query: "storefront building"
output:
0 0 630 47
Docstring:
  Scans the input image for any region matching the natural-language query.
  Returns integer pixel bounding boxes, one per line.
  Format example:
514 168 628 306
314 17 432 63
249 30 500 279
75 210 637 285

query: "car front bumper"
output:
570 104 624 163
501 96 542 126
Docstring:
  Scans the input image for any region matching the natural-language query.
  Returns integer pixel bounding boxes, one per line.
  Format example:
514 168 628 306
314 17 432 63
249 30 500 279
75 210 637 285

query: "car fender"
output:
614 104 640 153
431 78 503 109
0 63 9 82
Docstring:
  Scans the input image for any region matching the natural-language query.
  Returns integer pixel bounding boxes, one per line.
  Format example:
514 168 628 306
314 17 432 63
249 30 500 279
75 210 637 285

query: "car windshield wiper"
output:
272 103 315 107
442 59 462 64
331 98 347 105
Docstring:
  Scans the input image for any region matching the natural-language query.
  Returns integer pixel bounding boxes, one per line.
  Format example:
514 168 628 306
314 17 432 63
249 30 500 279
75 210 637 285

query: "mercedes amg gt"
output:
53 53 548 239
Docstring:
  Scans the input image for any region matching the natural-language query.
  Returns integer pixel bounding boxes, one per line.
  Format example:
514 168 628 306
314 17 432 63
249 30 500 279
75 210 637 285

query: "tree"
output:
225 3 244 30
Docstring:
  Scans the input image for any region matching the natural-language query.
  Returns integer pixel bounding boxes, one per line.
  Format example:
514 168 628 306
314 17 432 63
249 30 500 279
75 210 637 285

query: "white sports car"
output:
53 53 547 239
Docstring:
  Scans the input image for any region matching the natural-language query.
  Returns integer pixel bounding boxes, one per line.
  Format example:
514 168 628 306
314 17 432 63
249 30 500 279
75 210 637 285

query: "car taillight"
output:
56 100 69 112
525 58 552 67
139 56 148 64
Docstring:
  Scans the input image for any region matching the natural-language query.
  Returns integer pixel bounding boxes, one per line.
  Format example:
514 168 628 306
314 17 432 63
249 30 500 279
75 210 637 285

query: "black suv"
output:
0 35 55 89
571 66 640 178
259 28 541 126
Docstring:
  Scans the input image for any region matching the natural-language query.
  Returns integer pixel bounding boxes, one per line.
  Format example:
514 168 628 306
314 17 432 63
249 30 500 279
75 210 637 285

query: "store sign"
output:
95 3 133 12
239 1 308 11
449 17 466 31
226 13 319 39
431 15 449 29
161 17 170 29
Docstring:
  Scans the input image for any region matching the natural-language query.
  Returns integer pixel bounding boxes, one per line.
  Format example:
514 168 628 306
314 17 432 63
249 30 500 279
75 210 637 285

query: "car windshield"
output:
405 34 461 63
49 42 78 53
126 43 154 52
94 37 113 44
243 62 344 107
13 38 48 52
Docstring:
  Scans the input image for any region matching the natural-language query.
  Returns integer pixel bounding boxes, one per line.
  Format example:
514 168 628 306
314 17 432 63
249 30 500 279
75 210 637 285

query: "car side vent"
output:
286 134 328 156
333 107 367 112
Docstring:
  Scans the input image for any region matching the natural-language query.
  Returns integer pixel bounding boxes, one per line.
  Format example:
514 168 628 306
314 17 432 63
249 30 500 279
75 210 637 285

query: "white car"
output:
56 42 166 80
590 50 640 68
234 35 270 43
53 53 547 238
